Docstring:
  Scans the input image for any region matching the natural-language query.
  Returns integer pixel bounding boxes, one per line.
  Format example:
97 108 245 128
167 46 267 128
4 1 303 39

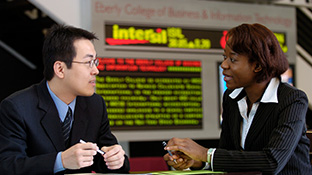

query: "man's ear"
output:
254 63 262 73
53 61 66 79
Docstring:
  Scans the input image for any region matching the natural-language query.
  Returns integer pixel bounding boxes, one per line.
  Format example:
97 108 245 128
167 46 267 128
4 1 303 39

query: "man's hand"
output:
61 142 98 169
102 144 125 170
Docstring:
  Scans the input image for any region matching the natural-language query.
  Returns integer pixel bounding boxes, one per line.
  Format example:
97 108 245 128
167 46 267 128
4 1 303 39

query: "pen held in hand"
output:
162 141 177 164
80 139 105 155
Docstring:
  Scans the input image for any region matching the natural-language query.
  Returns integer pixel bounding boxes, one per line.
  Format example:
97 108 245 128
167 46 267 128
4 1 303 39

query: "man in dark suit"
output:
163 23 312 174
0 24 129 174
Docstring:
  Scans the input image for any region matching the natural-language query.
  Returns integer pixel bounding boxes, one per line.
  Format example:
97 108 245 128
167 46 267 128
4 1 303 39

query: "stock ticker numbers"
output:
96 57 203 130
105 24 218 49
105 24 288 52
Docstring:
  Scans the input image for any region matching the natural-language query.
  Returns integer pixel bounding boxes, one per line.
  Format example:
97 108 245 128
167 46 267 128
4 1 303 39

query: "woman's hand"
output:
165 138 208 162
163 151 194 170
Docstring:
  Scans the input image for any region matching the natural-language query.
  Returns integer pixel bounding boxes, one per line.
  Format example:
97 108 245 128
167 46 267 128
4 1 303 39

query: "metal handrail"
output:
296 44 312 67
0 40 37 70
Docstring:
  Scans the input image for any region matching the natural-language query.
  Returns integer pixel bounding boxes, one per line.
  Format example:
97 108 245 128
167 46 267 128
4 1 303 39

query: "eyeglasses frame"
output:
71 58 99 68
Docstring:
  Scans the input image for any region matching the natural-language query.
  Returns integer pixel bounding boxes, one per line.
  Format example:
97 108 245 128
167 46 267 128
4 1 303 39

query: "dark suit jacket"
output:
213 82 311 175
0 80 129 175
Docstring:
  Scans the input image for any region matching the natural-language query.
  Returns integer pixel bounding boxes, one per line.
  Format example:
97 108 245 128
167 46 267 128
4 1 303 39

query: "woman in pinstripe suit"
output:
164 23 312 174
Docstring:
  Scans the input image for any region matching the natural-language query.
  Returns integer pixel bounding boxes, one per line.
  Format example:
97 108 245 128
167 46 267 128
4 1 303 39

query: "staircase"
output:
297 7 312 66
0 0 56 101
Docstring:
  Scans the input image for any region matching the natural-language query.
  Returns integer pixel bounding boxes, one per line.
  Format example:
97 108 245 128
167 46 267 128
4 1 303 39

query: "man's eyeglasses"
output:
72 58 99 68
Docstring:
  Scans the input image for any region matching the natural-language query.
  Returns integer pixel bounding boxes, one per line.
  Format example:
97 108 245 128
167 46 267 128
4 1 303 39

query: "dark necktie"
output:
62 107 72 143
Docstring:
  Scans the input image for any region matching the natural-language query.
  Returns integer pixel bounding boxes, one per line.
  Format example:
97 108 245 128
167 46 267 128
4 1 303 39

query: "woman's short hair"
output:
226 23 288 82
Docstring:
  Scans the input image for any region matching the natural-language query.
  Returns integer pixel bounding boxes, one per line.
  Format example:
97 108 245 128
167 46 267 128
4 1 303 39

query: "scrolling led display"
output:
96 57 202 130
105 24 223 49
105 24 288 52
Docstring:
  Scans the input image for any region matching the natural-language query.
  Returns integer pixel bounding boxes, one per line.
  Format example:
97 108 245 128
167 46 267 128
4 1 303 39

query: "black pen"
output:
162 141 177 164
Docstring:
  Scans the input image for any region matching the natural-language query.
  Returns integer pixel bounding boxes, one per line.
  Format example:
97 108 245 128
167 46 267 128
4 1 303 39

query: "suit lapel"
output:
40 107 66 151
244 102 277 150
231 90 245 150
233 111 243 150
37 80 65 151
70 97 89 144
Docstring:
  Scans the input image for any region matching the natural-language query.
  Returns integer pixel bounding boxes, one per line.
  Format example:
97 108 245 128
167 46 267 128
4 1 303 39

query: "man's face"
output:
63 39 99 98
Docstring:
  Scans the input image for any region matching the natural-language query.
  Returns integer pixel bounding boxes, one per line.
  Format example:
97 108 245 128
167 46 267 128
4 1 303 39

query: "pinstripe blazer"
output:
213 82 312 175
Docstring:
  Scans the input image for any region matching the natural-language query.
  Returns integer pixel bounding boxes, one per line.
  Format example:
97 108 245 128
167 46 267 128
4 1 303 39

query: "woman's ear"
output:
53 61 65 79
254 63 262 73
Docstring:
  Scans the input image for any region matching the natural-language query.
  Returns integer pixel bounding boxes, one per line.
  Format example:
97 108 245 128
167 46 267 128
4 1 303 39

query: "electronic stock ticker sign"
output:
105 24 288 52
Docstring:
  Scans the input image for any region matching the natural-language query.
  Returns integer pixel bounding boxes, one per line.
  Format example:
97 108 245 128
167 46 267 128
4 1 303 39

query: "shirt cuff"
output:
201 162 210 170
54 152 65 173
209 148 217 171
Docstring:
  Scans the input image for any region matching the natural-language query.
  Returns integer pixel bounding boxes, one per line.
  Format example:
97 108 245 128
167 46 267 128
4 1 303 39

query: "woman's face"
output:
221 44 258 90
